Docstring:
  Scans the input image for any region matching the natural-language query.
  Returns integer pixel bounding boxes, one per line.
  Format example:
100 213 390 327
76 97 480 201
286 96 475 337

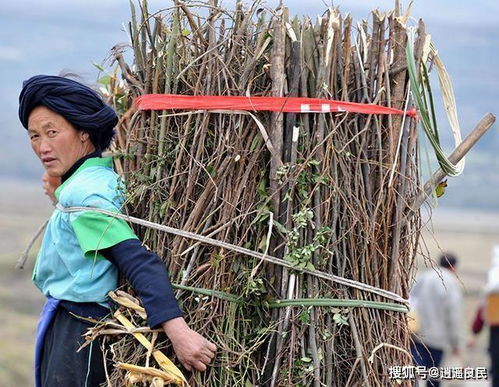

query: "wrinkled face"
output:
27 106 95 177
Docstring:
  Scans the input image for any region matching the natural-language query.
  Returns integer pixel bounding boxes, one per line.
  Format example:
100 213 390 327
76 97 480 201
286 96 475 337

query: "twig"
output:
16 219 49 270
408 113 496 216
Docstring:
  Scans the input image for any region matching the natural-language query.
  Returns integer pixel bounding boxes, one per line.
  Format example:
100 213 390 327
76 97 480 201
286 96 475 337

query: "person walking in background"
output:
410 252 463 387
468 245 499 387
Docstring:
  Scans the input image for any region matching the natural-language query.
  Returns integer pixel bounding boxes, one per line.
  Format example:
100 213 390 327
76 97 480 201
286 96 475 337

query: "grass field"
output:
0 179 496 386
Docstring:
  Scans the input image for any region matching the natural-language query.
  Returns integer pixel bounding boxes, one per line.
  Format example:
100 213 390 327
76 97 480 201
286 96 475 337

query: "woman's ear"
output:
80 131 90 142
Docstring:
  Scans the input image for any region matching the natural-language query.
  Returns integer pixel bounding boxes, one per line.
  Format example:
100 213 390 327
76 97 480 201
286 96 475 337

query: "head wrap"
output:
19 75 117 150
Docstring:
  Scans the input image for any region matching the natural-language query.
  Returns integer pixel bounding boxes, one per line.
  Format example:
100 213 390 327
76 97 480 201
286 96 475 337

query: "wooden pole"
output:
408 112 496 216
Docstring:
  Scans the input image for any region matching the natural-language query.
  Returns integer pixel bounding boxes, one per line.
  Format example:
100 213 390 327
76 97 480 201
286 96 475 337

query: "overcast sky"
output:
1 0 498 182
2 0 498 78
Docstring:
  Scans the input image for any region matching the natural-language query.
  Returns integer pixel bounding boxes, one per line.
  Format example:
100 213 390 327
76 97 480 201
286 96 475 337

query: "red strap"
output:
135 94 417 118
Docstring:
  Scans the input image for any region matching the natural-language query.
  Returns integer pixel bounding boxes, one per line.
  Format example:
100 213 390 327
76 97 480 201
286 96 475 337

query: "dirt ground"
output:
0 179 496 386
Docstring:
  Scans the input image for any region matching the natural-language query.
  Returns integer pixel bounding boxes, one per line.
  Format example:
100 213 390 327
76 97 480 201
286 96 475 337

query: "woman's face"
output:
27 106 95 177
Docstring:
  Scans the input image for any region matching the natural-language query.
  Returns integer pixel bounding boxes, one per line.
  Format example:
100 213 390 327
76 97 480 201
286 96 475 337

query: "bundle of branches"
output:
100 1 430 385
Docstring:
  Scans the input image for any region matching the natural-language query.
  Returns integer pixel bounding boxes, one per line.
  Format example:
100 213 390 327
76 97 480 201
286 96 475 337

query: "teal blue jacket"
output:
33 157 137 304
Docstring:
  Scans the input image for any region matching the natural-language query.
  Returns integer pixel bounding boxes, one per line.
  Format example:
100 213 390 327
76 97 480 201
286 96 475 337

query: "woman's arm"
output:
101 239 216 371
102 239 182 327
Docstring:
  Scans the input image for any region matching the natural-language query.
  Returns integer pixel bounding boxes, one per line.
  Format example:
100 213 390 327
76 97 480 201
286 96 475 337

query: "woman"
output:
19 75 216 386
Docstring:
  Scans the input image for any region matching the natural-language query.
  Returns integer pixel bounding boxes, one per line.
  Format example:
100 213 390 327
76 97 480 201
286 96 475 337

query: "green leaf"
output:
333 313 348 326
92 62 105 72
257 177 268 198
299 309 310 324
251 210 270 226
205 164 215 176
159 201 169 218
257 236 267 251
272 219 288 234
305 261 315 271
406 27 460 176
250 135 261 151
97 75 111 86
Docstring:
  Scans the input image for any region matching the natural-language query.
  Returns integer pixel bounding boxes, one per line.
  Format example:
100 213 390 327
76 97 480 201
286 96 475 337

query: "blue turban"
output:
19 75 117 150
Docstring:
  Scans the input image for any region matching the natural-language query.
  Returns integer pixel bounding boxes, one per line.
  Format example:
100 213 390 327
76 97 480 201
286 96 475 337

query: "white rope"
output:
54 203 408 305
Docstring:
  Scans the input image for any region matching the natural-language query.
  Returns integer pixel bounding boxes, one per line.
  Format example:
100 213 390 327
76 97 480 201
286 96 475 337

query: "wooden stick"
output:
16 219 49 270
349 313 370 387
409 112 496 215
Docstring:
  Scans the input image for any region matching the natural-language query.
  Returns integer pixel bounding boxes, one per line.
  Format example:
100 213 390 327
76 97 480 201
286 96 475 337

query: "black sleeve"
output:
101 239 183 328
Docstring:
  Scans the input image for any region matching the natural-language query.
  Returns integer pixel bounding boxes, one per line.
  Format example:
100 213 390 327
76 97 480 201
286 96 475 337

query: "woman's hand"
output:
42 171 61 204
162 317 217 372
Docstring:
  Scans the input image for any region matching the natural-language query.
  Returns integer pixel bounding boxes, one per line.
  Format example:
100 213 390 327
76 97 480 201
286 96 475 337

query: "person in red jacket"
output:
468 299 499 387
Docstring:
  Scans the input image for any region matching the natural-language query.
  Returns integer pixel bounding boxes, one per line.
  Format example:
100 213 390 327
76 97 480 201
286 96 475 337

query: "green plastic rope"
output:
172 284 409 313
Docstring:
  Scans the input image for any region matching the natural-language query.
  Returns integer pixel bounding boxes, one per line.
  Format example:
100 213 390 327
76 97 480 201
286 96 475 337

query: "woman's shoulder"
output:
59 165 126 207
